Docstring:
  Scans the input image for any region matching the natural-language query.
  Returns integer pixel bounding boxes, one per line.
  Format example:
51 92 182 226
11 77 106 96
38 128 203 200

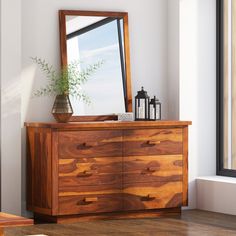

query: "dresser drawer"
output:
124 155 183 184
59 182 122 195
59 157 122 187
123 182 183 211
123 129 183 156
58 130 122 158
59 193 123 215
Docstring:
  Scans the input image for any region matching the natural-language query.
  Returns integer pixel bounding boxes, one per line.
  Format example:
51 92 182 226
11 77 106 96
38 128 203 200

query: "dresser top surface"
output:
24 120 192 129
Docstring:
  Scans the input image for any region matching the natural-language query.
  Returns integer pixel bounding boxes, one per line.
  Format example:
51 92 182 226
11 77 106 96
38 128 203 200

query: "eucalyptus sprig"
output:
31 57 103 104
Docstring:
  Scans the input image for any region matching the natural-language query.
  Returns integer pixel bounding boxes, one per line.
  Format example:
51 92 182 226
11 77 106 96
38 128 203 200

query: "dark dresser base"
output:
34 207 181 224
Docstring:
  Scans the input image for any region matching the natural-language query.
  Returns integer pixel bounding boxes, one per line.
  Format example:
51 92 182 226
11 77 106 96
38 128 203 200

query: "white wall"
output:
22 0 169 123
0 0 22 214
179 0 216 208
168 0 179 120
21 0 169 214
0 0 217 214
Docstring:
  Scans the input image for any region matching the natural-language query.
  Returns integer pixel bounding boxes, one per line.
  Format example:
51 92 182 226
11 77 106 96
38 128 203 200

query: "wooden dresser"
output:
25 121 191 223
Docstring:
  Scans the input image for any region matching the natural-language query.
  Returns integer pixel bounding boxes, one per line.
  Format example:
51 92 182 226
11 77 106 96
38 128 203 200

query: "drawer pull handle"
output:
77 170 93 178
77 143 93 150
140 194 156 202
77 197 98 205
84 197 98 203
141 167 156 175
147 167 156 173
146 140 161 146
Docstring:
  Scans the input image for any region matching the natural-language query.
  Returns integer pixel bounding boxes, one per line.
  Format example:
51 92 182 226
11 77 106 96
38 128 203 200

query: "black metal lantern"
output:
149 96 161 120
135 87 150 121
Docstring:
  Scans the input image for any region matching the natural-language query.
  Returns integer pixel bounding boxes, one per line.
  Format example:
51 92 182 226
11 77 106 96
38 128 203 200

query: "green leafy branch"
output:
31 57 104 104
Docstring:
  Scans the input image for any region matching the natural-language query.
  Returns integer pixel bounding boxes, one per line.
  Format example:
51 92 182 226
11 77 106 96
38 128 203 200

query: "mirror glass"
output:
65 15 127 116
221 0 236 170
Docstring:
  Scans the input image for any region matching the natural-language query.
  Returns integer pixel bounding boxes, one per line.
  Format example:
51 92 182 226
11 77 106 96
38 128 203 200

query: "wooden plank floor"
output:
4 210 236 236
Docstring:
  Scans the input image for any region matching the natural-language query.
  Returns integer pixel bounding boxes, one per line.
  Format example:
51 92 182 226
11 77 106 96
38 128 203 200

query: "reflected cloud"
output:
81 43 119 60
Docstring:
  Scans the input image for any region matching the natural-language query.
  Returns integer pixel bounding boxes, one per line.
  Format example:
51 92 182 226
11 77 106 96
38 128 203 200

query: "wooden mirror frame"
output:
59 10 133 122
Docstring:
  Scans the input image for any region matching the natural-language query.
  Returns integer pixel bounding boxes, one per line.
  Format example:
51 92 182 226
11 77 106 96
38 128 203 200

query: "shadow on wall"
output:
21 64 54 216
21 65 36 216
1 75 22 214
2 79 21 119
21 63 55 123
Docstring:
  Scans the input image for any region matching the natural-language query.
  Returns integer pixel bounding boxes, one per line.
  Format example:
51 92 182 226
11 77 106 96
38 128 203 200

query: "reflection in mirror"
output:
220 0 236 171
65 15 127 116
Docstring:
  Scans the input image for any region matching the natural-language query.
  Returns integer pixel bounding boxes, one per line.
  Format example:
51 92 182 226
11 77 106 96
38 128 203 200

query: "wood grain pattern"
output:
123 182 182 211
26 127 52 214
59 157 122 187
123 128 183 141
123 12 132 112
0 212 33 236
58 130 122 158
59 193 123 215
34 207 181 224
7 210 236 235
59 10 128 18
70 115 118 122
25 121 191 222
123 129 183 156
52 132 59 216
59 173 122 191
59 10 133 121
25 121 192 129
123 155 183 184
182 127 188 206
59 184 122 196
0 212 33 227
59 10 67 67
59 157 122 174
26 127 34 209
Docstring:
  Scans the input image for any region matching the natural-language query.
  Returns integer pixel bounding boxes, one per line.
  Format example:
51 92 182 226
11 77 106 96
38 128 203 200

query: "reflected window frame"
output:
66 17 127 112
217 0 236 177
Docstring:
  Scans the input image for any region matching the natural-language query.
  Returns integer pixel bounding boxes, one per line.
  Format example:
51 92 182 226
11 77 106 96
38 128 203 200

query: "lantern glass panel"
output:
149 96 161 121
149 103 155 120
156 103 161 120
135 87 150 120
138 98 146 119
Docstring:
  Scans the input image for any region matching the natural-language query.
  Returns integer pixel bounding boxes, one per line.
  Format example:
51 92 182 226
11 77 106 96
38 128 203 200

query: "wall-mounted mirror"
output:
59 10 132 121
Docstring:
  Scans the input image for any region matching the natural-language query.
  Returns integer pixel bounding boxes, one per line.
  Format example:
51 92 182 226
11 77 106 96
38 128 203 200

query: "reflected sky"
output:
67 18 126 115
